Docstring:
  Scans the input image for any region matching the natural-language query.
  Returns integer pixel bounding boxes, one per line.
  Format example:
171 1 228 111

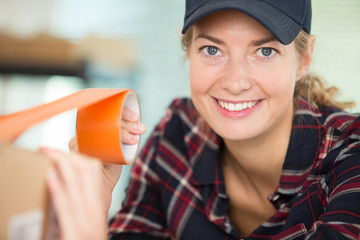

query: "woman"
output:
44 0 360 239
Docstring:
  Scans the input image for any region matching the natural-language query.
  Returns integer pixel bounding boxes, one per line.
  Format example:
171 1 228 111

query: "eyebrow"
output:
195 33 225 45
249 36 278 47
195 33 278 47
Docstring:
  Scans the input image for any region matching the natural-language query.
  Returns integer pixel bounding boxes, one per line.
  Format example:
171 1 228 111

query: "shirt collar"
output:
191 134 223 186
275 99 323 196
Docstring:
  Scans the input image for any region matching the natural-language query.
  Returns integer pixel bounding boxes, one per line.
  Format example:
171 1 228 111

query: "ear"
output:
296 35 316 81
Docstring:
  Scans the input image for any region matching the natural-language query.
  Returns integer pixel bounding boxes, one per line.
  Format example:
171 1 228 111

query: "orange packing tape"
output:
0 88 141 164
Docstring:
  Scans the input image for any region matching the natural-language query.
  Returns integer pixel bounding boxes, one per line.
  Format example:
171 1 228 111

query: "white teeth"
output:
219 101 225 108
235 103 242 111
217 100 259 111
228 103 235 111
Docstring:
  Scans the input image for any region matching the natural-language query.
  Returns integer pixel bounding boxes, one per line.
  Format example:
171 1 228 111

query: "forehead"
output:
193 10 275 39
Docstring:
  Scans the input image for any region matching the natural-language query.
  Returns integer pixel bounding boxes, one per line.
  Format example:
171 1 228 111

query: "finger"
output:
40 148 85 207
122 107 140 122
122 121 146 135
68 136 79 152
121 128 139 145
45 167 78 236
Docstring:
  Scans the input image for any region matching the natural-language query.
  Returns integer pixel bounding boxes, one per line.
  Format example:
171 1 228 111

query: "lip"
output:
215 97 259 104
213 97 263 118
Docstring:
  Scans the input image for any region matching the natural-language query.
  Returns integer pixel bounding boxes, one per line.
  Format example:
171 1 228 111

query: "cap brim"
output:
182 0 301 45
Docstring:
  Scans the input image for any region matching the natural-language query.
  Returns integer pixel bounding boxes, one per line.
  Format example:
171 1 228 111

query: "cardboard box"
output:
0 33 80 69
0 145 58 240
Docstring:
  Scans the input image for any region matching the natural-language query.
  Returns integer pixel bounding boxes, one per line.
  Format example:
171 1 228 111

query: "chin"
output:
213 125 259 142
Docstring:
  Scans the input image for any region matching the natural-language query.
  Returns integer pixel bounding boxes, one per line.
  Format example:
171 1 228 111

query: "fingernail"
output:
134 123 146 132
39 147 52 154
39 147 60 158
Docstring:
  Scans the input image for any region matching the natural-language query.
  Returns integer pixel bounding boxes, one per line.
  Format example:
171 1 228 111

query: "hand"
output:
43 148 120 240
45 107 146 240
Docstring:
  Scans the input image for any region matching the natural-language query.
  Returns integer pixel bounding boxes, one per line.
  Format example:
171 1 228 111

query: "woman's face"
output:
187 10 308 141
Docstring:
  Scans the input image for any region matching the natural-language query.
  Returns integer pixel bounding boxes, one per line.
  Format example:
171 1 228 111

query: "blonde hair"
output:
181 27 355 110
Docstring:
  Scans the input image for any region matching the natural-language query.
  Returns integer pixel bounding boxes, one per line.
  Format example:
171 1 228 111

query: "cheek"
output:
252 61 298 99
189 59 216 95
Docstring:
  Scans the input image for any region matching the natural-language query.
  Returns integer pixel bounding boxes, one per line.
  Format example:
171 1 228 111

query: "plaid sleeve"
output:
108 112 173 240
306 149 360 239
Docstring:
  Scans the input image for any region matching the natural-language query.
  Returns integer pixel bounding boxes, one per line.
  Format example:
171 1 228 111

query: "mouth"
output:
216 99 261 112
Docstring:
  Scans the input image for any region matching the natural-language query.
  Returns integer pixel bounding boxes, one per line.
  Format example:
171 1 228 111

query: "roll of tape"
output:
0 88 141 164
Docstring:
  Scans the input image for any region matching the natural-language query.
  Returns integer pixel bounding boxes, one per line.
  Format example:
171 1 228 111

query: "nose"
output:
220 61 252 95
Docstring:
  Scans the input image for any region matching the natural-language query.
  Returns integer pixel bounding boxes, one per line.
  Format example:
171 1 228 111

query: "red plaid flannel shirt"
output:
109 98 360 240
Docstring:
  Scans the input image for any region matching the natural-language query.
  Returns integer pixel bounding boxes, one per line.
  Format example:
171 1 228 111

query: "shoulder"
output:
142 97 218 165
295 98 358 132
319 105 360 134
296 98 360 148
157 97 208 137
168 97 195 112
317 106 360 176
319 105 360 154
294 99 360 166
165 97 200 124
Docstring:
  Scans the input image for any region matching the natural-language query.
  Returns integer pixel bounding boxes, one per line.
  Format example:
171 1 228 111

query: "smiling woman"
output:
105 1 360 239
43 0 360 239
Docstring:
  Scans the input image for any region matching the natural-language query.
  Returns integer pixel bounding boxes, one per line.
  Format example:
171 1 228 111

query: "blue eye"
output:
204 46 220 56
257 48 276 57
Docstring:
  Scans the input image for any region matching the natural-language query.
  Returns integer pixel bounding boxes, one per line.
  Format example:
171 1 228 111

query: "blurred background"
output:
0 0 359 219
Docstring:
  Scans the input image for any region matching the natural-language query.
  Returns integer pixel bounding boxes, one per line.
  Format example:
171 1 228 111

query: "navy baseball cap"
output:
182 0 312 45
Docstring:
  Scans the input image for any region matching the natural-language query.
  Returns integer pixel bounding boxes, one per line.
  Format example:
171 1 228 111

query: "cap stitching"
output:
186 2 208 18
260 1 303 27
